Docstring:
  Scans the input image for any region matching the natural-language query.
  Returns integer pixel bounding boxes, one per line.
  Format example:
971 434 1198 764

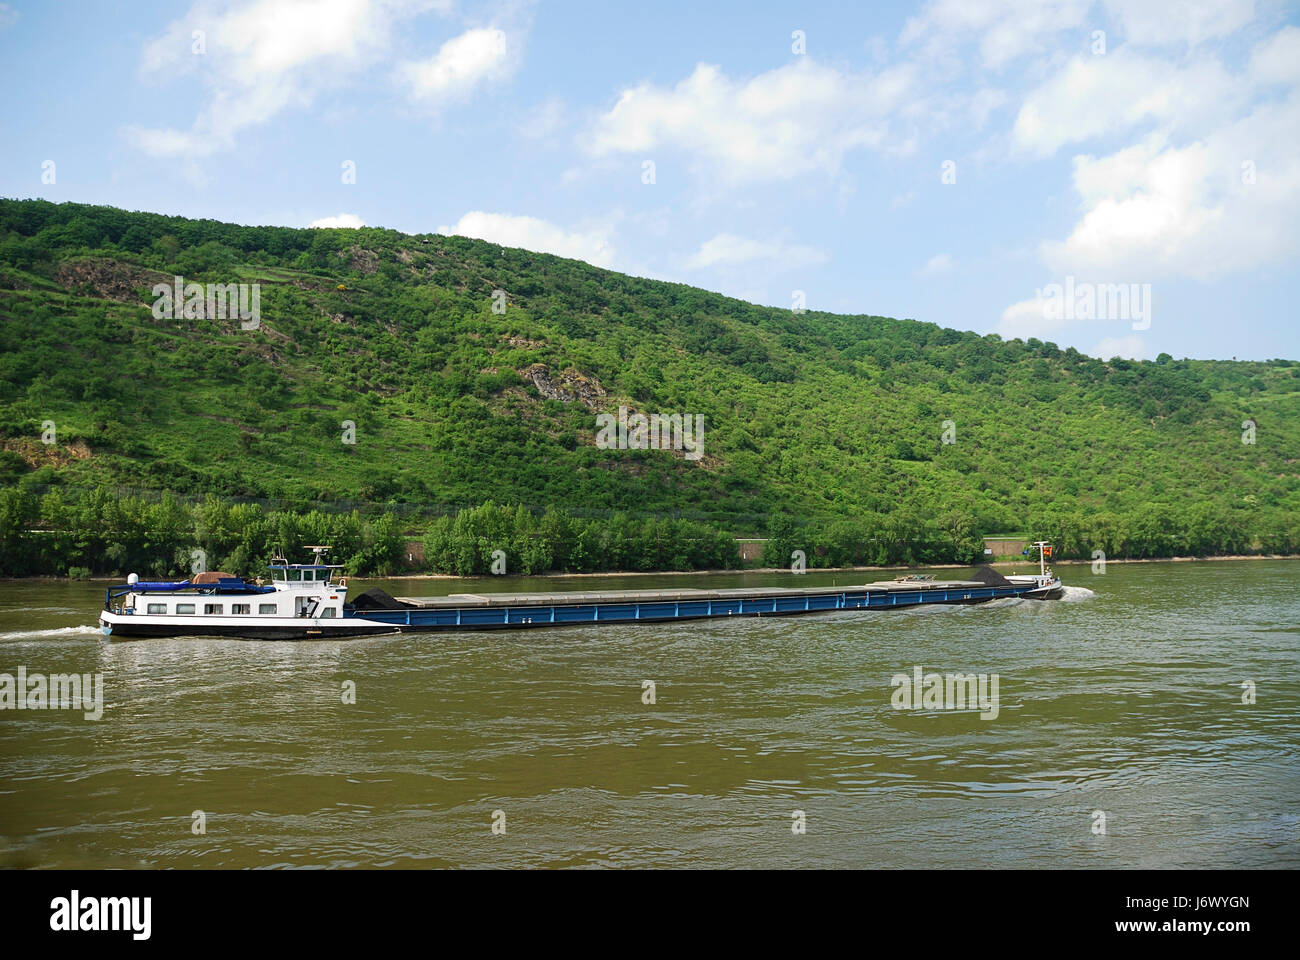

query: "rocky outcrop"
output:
55 258 169 302
340 246 379 275
2 437 92 467
520 363 607 410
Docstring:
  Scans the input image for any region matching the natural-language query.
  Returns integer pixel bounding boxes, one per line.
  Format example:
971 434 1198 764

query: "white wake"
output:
0 625 104 642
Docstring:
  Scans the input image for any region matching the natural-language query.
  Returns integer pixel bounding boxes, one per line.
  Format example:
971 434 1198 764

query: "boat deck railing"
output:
104 579 275 611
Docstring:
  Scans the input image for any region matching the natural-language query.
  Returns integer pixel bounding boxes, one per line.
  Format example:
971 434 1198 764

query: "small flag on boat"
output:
1044 546 1053 557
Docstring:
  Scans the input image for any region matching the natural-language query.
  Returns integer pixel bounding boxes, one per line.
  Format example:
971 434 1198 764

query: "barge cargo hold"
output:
347 568 1061 632
99 547 1064 641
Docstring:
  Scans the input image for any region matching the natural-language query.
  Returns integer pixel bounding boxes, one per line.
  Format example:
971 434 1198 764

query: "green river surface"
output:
1 560 1296 869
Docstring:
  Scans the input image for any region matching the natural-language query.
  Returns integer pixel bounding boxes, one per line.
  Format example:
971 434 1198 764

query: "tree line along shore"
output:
2 489 1296 580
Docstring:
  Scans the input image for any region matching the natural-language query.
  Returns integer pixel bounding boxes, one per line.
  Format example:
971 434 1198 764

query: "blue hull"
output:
348 582 1041 631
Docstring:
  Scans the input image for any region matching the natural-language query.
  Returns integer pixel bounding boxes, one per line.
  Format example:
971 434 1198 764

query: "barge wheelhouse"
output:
99 547 400 640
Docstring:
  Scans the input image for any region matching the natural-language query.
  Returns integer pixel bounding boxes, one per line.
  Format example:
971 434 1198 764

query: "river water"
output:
1 560 1296 868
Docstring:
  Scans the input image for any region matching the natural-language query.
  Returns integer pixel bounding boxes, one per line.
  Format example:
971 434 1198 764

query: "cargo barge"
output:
99 545 1064 641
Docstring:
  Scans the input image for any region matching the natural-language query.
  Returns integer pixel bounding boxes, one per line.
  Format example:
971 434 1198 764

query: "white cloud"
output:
1011 50 1245 157
128 0 453 158
685 233 827 270
918 253 953 275
1009 22 1300 283
968 87 1008 130
0 3 19 30
1042 96 1300 279
902 0 1254 70
1092 334 1150 360
900 0 1092 69
583 58 918 184
438 211 617 268
399 27 510 104
997 294 1070 340
309 213 366 228
1250 24 1300 87
518 96 567 140
1102 0 1255 48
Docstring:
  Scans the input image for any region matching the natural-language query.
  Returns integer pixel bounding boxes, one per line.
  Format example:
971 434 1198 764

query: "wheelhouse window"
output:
204 603 222 615
232 603 251 615
287 569 302 582
147 603 166 615
175 603 195 615
258 603 277 615
320 607 337 618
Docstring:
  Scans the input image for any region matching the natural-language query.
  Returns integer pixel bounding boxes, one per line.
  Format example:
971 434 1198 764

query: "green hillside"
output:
1 199 1297 576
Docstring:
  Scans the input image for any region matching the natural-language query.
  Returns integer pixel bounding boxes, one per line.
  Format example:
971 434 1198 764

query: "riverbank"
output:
4 552 1296 583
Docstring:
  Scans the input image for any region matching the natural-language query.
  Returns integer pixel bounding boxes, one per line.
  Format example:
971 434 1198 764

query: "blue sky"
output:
2 0 1298 361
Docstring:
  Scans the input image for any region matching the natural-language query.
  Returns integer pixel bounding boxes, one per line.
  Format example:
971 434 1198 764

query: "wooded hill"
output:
1 199 1297 575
